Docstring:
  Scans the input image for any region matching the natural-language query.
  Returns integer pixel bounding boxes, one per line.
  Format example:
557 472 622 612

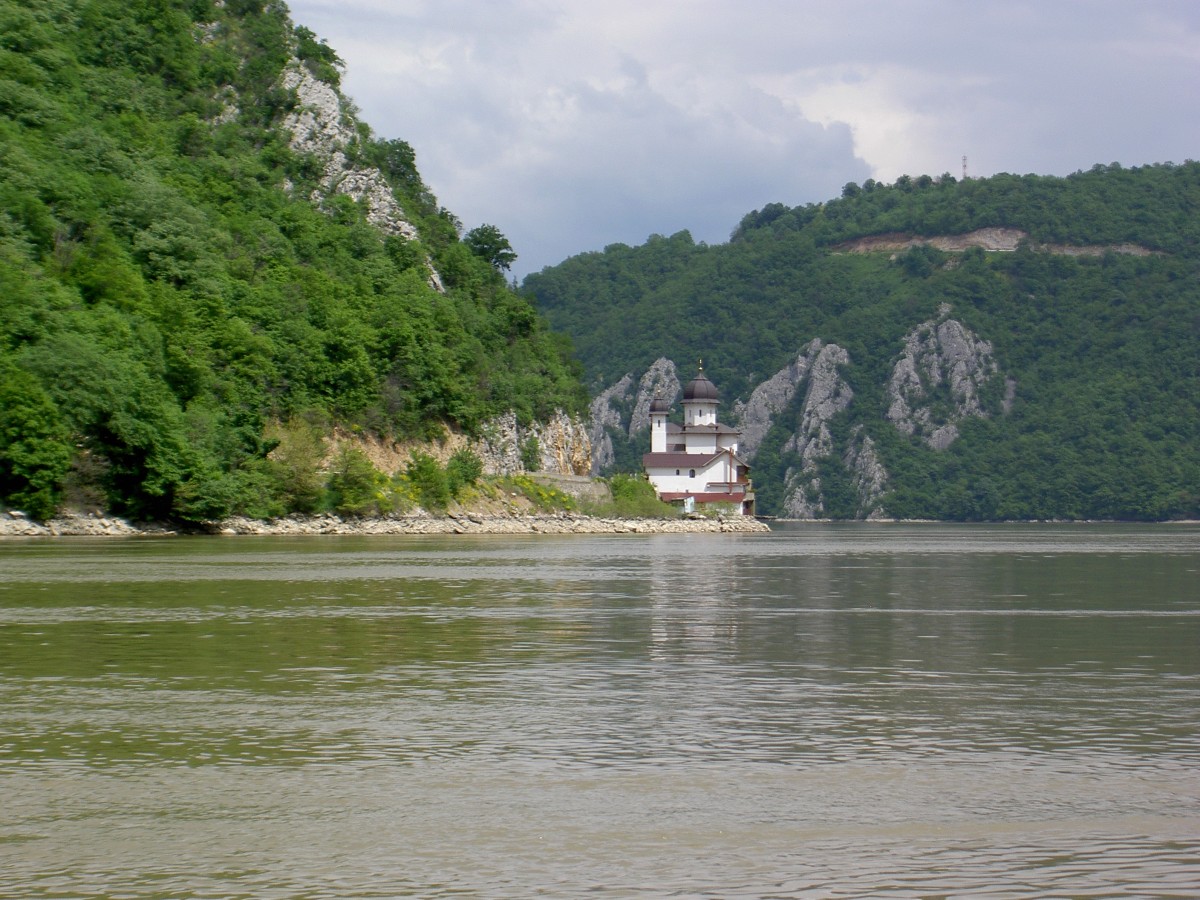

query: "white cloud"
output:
285 0 1200 276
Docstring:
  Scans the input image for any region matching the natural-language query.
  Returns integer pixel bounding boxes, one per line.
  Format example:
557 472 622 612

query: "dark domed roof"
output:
649 395 671 414
683 370 719 402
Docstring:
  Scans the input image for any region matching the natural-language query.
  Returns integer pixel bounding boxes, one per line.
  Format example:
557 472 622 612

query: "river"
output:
1 523 1198 898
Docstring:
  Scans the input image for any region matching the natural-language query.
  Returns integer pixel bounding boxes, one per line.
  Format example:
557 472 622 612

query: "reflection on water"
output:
1 524 1198 898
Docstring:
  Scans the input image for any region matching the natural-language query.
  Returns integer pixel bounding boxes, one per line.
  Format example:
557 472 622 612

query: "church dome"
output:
682 371 719 402
649 395 671 414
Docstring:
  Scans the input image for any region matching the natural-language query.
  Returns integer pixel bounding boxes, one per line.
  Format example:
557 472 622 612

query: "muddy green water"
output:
1 524 1198 898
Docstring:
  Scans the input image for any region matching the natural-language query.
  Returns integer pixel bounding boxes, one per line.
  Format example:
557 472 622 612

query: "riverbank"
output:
0 510 770 537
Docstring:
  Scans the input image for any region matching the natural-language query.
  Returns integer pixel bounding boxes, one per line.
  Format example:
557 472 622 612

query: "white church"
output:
642 367 756 516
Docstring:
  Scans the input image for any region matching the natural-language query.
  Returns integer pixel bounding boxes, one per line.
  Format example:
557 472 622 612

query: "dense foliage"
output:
0 0 585 521
524 165 1200 521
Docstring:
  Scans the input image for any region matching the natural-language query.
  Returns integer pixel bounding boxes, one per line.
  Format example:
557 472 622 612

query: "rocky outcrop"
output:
474 411 591 476
588 374 634 473
587 345 889 518
532 410 592 476
844 427 888 519
277 63 444 291
586 358 679 475
628 358 681 435
886 309 1002 450
731 346 814 461
780 341 855 518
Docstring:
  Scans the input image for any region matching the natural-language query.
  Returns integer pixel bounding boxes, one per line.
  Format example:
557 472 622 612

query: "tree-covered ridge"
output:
0 0 586 521
524 164 1200 521
737 163 1200 254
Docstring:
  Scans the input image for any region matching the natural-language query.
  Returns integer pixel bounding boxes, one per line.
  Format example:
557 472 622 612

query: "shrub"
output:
0 364 72 520
327 446 385 516
446 448 483 497
404 450 450 511
519 436 540 472
498 475 575 512
599 473 677 518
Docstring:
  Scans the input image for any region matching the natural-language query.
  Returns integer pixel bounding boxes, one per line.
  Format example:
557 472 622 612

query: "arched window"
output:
689 469 696 478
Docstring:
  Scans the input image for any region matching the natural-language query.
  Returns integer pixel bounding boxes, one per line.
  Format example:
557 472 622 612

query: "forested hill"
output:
523 164 1200 521
0 0 586 522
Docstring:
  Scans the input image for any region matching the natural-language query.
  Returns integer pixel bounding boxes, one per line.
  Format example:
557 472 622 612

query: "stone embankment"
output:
0 511 770 537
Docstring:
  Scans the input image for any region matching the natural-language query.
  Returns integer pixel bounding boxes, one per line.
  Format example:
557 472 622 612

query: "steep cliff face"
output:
587 374 634 473
586 358 679 475
843 428 888 520
475 411 591 476
731 346 814 461
532 411 593 476
629 359 682 435
779 341 855 518
886 308 1005 450
586 311 1011 518
277 64 444 291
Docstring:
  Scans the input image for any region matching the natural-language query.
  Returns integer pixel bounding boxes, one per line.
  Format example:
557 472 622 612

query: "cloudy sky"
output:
285 1 1200 278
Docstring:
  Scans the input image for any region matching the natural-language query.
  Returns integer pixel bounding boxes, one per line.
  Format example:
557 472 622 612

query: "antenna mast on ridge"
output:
962 155 968 181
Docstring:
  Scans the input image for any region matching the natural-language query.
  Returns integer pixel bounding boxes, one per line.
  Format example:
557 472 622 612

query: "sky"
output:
285 1 1200 279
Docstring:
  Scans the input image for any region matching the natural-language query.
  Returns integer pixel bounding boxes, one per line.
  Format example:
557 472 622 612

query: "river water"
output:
1 523 1198 898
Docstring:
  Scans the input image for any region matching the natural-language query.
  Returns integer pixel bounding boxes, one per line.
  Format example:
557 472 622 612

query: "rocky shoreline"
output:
0 510 771 538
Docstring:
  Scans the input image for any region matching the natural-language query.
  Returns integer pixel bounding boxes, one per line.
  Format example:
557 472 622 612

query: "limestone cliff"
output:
532 411 593 476
731 347 814 461
886 307 1007 450
587 374 634 473
585 311 1012 518
277 63 444 291
779 341 855 518
330 410 591 479
475 411 591 477
629 359 682 436
586 358 679 475
843 427 888 520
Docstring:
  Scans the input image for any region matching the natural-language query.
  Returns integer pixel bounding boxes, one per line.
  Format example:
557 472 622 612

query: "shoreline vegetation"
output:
0 509 770 537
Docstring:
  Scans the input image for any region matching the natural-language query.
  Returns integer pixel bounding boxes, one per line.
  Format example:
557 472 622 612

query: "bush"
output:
0 364 72 519
327 446 385 516
262 418 326 514
520 436 540 472
404 450 450 511
446 448 483 497
497 475 576 512
589 473 677 518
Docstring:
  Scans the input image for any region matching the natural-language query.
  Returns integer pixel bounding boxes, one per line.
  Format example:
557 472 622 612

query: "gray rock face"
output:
629 358 681 436
732 345 814 461
783 341 854 466
588 345 892 518
780 341 855 518
475 410 591 476
587 358 680 475
844 427 888 519
278 64 444 291
587 374 634 473
886 313 1001 449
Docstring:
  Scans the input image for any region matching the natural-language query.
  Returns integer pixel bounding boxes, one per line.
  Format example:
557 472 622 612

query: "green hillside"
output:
524 165 1200 521
0 0 585 521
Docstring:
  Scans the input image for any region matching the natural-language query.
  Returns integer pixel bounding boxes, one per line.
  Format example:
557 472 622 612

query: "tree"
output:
464 224 518 272
0 364 72 520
